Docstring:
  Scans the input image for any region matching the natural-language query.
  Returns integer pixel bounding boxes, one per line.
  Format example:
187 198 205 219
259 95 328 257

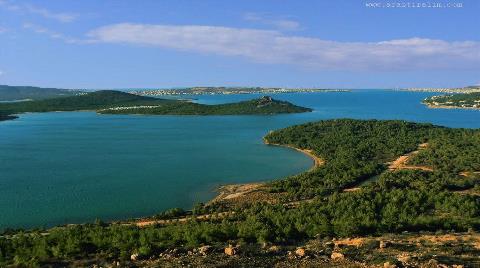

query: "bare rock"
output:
384 262 397 268
198 245 212 255
324 241 334 248
379 240 390 249
130 253 139 261
295 247 306 257
224 245 238 256
424 259 439 268
397 254 411 264
330 252 344 261
267 245 281 253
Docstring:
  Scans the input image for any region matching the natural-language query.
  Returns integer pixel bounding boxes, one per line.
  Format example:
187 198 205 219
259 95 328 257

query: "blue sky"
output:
0 0 479 89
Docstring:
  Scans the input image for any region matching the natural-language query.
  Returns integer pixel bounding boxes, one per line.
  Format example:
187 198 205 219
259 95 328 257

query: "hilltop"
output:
0 85 83 101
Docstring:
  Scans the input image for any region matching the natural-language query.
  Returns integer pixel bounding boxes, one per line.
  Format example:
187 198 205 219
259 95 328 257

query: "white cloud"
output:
86 23 480 71
0 0 77 22
23 23 81 43
24 4 77 23
244 12 301 31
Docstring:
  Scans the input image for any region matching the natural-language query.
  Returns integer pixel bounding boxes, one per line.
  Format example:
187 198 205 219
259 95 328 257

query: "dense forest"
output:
99 96 311 115
424 92 480 109
1 119 479 266
0 90 167 113
0 91 311 118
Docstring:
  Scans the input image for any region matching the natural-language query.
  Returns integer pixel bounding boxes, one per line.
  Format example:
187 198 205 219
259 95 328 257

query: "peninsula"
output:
0 90 312 119
1 119 479 267
423 92 480 110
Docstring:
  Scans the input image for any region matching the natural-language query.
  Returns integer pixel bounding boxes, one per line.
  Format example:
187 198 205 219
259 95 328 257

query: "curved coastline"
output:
262 139 324 170
208 138 324 205
132 138 325 227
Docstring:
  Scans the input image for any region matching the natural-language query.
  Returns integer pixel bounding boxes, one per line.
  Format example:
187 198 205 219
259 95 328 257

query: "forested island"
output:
1 119 479 267
424 92 480 110
0 90 311 119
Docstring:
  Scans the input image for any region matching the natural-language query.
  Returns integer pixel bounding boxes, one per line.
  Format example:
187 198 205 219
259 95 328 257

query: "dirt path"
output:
209 183 264 203
134 211 235 227
460 171 480 177
388 143 433 171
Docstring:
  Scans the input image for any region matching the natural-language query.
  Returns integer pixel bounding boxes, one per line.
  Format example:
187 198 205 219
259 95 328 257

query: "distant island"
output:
130 87 349 96
0 85 83 101
0 90 311 119
1 119 479 267
423 92 480 110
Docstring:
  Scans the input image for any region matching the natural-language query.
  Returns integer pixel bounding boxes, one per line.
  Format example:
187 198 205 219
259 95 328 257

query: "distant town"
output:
398 85 480 94
130 87 350 96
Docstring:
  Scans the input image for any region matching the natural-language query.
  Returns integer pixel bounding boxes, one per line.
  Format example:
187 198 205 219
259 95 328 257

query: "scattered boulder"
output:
267 245 281 253
424 259 439 268
397 254 411 264
224 245 238 256
130 253 139 261
384 262 397 268
324 241 334 249
198 245 212 256
295 247 306 257
379 240 390 249
330 252 344 261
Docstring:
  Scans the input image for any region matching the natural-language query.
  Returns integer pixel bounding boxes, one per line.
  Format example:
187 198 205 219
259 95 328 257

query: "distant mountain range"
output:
0 85 83 101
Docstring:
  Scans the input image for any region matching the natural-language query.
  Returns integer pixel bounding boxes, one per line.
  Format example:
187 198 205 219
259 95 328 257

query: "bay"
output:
1 90 478 229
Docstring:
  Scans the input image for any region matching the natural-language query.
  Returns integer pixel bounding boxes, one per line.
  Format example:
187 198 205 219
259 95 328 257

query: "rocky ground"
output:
64 232 479 268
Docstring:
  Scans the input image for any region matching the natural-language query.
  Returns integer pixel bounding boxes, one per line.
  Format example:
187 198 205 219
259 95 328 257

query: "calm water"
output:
1 90 479 229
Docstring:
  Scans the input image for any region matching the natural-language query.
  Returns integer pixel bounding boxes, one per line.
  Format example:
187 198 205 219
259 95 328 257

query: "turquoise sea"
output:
1 90 479 230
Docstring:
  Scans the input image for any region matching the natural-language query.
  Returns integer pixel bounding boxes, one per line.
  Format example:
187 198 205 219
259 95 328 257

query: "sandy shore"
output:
263 139 324 170
208 141 324 203
129 140 325 227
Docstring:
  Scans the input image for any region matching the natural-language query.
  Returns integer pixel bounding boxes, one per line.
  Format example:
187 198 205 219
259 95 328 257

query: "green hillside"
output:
0 85 82 101
424 92 480 109
99 96 312 115
0 90 166 113
1 119 479 267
